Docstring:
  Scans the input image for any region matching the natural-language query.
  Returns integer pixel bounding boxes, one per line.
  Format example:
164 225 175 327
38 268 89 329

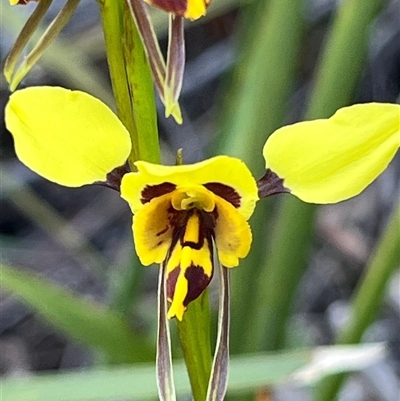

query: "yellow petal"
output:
120 156 259 219
263 103 400 203
214 197 252 267
166 212 213 320
5 86 131 187
132 193 174 266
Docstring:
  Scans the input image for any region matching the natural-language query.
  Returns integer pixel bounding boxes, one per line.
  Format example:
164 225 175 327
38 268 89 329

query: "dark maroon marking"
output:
183 264 213 307
166 266 181 301
204 182 241 208
16 0 38 4
148 0 187 16
96 165 129 192
156 226 169 236
141 182 176 204
257 169 290 198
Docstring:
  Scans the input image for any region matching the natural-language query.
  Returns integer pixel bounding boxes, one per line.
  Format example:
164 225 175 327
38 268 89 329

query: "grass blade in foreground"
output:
2 344 385 401
1 264 153 364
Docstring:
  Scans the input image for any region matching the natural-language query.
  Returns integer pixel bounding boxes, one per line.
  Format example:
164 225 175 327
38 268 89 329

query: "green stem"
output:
314 203 400 401
99 0 161 166
177 291 212 401
122 2 161 164
98 0 138 167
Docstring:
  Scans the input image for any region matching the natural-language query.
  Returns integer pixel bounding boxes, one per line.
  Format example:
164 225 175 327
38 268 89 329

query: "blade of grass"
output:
216 0 306 353
109 249 145 315
2 7 114 106
1 264 153 364
4 0 52 82
2 344 384 401
314 203 400 401
1 348 311 401
248 0 386 352
3 170 109 277
9 0 82 91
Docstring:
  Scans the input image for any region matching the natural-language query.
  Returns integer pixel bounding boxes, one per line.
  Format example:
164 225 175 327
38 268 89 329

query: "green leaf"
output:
1 264 153 364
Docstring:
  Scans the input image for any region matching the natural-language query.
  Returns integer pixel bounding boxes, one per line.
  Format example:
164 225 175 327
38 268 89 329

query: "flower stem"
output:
99 0 161 166
98 0 139 167
177 290 212 401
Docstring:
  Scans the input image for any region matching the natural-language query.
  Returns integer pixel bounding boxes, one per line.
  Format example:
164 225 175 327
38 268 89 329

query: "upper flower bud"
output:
9 0 39 5
144 0 211 20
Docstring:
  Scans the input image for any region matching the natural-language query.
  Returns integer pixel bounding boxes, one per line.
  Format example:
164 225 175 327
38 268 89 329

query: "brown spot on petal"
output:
156 226 169 237
141 182 176 204
147 0 187 16
204 183 241 208
183 264 212 306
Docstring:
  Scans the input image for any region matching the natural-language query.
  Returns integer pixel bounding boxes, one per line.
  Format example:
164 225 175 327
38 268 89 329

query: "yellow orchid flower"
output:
121 156 258 320
5 87 400 321
5 86 258 320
